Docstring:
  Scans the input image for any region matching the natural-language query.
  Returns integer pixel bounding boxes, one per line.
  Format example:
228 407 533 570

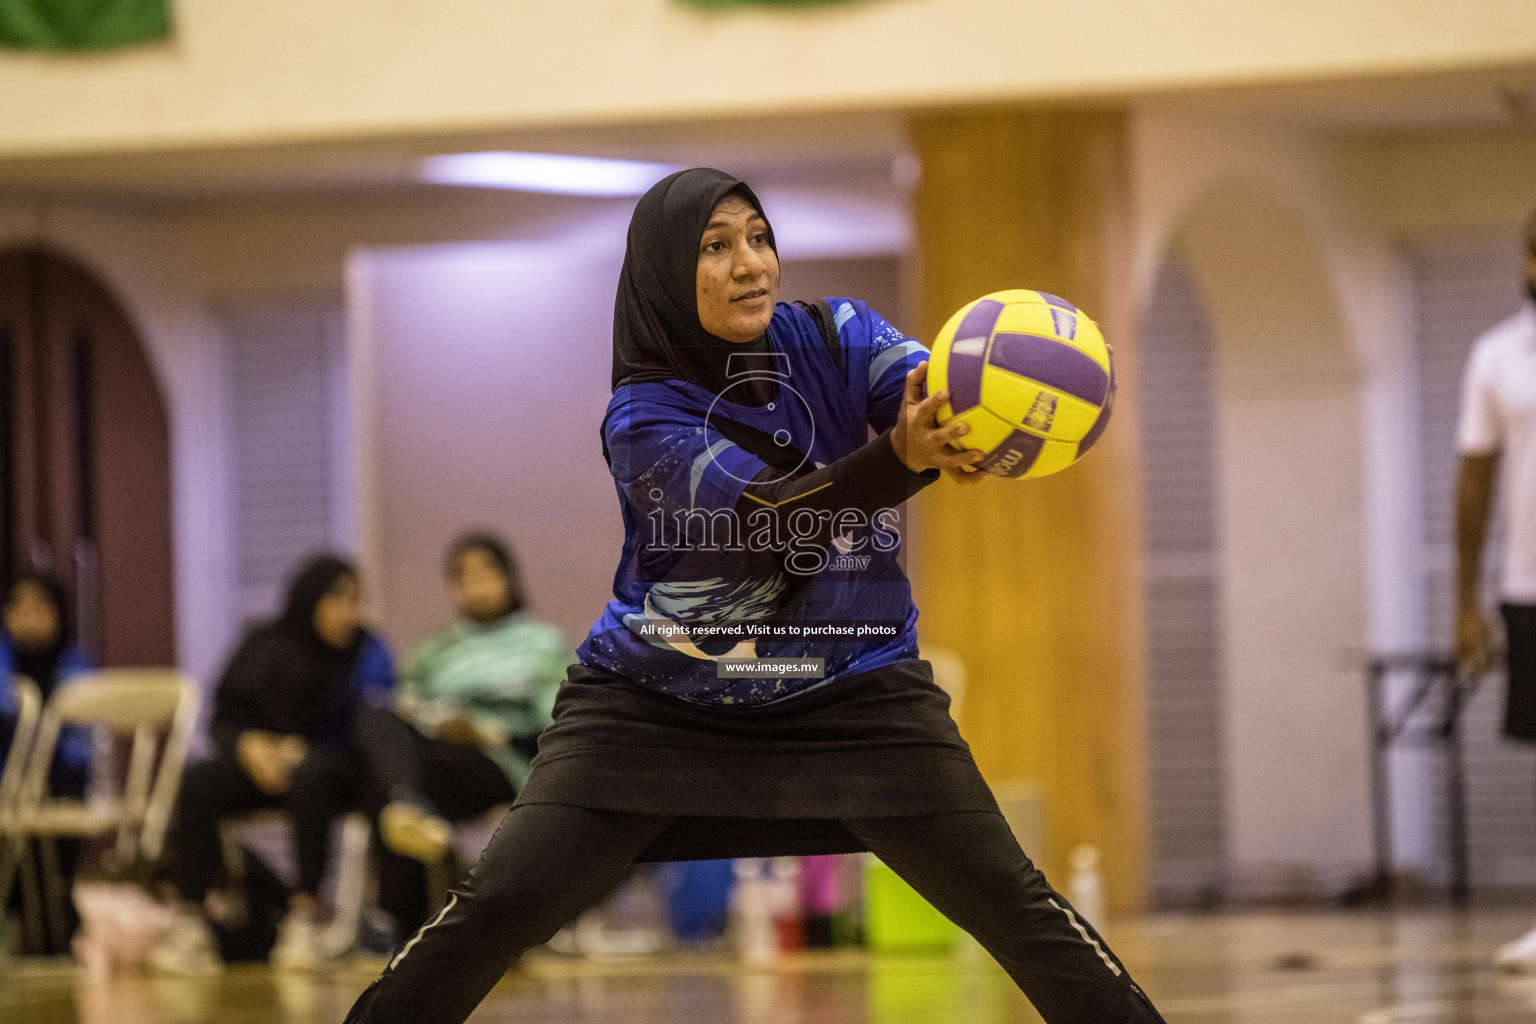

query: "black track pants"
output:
355 705 518 932
168 747 360 900
342 804 1166 1024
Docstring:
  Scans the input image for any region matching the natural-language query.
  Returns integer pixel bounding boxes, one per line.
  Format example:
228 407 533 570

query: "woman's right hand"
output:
237 730 292 795
890 362 986 476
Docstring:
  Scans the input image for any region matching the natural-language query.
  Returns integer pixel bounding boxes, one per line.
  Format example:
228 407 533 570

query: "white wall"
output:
347 222 631 653
1131 116 1536 894
1179 190 1372 896
1131 111 1429 893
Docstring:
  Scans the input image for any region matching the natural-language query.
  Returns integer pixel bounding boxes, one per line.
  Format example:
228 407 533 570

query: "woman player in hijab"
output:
344 168 1167 1024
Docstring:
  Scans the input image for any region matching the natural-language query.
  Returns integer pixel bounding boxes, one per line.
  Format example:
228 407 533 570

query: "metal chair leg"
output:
0 837 27 953
0 836 18 908
38 836 70 952
16 837 46 953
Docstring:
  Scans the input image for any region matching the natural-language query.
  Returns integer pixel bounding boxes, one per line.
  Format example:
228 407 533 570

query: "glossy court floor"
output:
10 907 1536 1023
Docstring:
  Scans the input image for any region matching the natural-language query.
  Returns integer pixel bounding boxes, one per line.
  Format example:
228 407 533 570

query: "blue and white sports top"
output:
578 299 932 706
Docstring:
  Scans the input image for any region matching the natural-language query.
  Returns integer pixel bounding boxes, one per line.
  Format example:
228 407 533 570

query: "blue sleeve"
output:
829 299 930 435
59 645 94 679
0 639 13 715
604 395 769 545
353 633 395 704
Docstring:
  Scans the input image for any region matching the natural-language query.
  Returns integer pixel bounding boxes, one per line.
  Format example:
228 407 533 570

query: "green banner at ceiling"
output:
680 0 862 8
0 0 169 52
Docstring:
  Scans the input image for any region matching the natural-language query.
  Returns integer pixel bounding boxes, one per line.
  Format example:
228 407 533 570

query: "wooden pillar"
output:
908 107 1147 911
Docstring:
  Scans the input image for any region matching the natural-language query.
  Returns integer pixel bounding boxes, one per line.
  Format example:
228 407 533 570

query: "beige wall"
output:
1341 130 1536 236
3 0 1535 158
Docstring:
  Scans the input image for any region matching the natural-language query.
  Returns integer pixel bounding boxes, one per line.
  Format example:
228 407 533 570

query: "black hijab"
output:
6 571 70 697
447 531 525 618
277 554 358 647
611 167 779 404
212 554 364 740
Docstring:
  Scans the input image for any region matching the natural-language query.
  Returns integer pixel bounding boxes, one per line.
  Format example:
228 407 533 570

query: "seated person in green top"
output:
358 532 570 936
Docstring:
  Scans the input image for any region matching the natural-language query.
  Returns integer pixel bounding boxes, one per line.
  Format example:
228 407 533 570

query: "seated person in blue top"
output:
0 570 93 953
152 555 393 975
358 532 569 939
0 571 93 795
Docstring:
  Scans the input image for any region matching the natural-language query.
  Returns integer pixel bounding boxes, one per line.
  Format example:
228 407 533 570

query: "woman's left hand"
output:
435 717 487 747
890 362 987 476
944 464 988 485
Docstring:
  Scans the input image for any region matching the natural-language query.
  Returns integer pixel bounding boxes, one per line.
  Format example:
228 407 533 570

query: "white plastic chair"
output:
0 676 44 948
9 668 198 949
219 808 375 958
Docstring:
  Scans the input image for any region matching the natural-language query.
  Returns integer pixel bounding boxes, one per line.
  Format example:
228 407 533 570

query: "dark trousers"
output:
167 745 361 902
355 706 517 932
1502 603 1536 740
343 805 1166 1024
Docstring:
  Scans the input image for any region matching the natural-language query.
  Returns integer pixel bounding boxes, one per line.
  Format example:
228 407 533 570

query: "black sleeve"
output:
731 427 940 571
738 426 938 521
650 429 939 616
208 630 272 756
793 298 846 378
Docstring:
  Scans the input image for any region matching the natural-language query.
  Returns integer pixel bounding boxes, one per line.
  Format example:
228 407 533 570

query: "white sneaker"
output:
271 910 328 973
380 802 451 863
1497 924 1536 972
148 911 223 976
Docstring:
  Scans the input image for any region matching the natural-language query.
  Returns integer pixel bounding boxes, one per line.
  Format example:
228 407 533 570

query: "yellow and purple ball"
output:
928 289 1115 479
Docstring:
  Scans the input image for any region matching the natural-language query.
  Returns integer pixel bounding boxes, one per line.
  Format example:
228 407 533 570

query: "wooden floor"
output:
10 907 1536 1023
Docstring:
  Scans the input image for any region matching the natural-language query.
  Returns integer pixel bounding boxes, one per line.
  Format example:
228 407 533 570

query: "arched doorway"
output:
1139 187 1372 901
0 248 175 666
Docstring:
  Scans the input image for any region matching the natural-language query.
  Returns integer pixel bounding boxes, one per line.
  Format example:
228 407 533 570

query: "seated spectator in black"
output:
0 571 93 953
360 533 569 938
152 555 393 975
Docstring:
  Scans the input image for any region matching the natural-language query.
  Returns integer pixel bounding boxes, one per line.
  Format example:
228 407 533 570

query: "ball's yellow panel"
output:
944 404 1016 453
980 367 1104 442
991 299 1059 339
977 288 1039 306
928 297 980 420
1074 316 1112 373
929 287 1114 481
1023 438 1082 479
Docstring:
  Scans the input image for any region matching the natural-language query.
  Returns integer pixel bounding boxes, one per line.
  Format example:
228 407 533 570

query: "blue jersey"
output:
578 299 931 706
0 636 93 770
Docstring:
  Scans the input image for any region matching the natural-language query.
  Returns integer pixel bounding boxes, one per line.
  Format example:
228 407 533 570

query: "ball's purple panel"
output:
947 298 1003 412
978 429 1045 478
1076 362 1116 456
988 332 1109 405
1037 292 1079 340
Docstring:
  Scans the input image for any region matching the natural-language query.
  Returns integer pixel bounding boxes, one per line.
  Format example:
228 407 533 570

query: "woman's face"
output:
5 581 59 651
695 194 779 344
313 573 362 649
453 547 513 625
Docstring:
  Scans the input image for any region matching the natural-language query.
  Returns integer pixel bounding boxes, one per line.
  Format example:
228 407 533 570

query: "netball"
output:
928 289 1115 479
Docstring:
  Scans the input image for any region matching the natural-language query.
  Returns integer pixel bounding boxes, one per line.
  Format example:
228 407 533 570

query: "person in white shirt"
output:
1456 207 1536 969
